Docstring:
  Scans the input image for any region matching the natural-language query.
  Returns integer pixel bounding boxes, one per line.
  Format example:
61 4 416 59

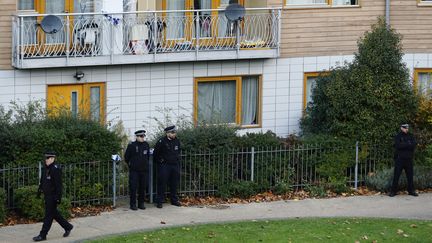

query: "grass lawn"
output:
88 218 432 243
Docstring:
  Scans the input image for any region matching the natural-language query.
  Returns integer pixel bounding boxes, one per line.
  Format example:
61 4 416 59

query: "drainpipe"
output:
385 0 390 28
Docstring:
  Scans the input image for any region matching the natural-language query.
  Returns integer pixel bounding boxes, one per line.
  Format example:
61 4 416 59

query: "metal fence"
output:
1 142 393 209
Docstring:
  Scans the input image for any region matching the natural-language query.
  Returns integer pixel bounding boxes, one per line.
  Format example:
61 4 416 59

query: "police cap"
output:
164 125 177 133
400 123 409 129
135 130 146 136
44 150 56 158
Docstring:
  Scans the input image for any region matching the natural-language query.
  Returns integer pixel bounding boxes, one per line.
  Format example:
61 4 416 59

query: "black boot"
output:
63 225 73 237
138 203 146 210
33 235 46 242
130 205 138 210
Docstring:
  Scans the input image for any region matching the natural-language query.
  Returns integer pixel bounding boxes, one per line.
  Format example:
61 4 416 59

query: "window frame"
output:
413 68 432 96
194 75 262 128
303 72 330 110
284 0 360 8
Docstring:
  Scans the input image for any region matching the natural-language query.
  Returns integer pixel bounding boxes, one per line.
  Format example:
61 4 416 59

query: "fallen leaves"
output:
4 205 114 227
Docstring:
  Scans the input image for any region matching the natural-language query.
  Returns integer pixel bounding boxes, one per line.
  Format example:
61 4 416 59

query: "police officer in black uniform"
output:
33 151 73 242
389 123 418 197
153 125 182 208
124 130 150 210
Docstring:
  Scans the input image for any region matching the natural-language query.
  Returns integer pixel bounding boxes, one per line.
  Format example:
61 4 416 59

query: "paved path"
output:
1 193 431 243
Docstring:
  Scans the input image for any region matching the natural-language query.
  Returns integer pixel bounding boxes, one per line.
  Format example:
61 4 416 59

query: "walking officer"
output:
124 130 150 210
389 123 418 197
33 151 73 242
153 125 182 208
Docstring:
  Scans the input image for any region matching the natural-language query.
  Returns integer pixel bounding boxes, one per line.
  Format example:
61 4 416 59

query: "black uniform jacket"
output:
124 141 150 172
394 132 417 160
153 136 181 165
39 162 62 201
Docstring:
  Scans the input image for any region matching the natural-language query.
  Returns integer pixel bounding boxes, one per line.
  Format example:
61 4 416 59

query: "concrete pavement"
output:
1 193 431 243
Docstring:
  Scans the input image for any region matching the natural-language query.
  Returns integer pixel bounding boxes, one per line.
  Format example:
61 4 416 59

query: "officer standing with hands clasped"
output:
124 130 150 210
153 125 182 208
389 123 418 197
33 151 73 242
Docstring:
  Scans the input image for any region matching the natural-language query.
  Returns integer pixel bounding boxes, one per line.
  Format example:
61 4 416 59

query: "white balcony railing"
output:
12 8 281 69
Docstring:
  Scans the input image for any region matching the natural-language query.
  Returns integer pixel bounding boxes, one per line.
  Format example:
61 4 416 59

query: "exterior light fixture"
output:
74 71 85 81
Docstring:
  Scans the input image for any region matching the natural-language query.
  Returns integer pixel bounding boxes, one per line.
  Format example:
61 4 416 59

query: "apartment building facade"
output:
0 0 431 138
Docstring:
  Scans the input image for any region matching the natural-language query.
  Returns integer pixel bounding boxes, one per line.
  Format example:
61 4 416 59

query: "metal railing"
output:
1 142 393 209
12 8 281 67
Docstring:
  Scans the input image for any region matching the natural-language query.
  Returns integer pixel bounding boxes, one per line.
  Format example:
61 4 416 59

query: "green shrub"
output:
272 180 292 195
327 177 351 194
301 18 418 142
304 184 327 198
0 188 6 224
217 181 260 199
234 131 282 148
366 166 432 192
14 185 71 221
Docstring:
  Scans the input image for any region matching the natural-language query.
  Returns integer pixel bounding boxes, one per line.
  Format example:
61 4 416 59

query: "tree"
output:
301 18 418 142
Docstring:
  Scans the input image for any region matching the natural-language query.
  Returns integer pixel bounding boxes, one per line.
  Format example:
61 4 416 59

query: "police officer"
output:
33 151 73 242
153 125 182 208
124 130 150 210
389 123 418 197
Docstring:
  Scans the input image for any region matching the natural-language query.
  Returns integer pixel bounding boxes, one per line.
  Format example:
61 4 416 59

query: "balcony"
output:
12 8 281 69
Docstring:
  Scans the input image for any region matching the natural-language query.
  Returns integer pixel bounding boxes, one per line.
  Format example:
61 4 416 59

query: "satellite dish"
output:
40 15 63 34
225 3 246 22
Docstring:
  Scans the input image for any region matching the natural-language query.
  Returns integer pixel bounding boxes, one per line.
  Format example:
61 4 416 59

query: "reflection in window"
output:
418 72 432 96
198 80 237 123
90 87 101 121
305 76 317 106
71 91 78 118
241 76 259 125
196 76 260 126
18 0 34 10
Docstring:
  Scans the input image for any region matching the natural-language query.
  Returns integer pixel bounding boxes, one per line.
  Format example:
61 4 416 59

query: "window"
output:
303 73 319 109
286 0 358 6
194 76 261 127
18 0 34 10
303 72 329 109
414 69 432 97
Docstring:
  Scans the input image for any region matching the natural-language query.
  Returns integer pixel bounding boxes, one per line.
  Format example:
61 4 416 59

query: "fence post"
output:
112 159 116 207
354 141 359 190
251 147 255 182
149 150 154 204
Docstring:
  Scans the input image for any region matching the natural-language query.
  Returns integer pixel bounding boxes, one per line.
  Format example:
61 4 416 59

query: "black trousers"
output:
391 158 414 193
129 170 147 207
40 195 72 237
156 163 180 204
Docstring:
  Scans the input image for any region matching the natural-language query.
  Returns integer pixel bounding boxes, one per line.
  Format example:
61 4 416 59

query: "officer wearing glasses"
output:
389 123 418 197
124 130 150 210
153 125 182 208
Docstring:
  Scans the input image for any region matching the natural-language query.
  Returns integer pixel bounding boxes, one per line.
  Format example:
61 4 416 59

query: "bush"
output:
217 181 261 199
304 184 327 198
0 188 6 224
234 131 282 148
14 185 71 221
272 180 292 195
301 18 418 142
366 166 432 192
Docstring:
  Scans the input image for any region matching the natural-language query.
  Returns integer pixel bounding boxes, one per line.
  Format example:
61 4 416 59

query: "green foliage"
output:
0 188 6 224
14 185 71 221
272 180 292 195
304 184 327 198
234 131 282 148
301 18 418 142
0 100 122 167
217 181 261 199
178 124 238 152
366 166 432 192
